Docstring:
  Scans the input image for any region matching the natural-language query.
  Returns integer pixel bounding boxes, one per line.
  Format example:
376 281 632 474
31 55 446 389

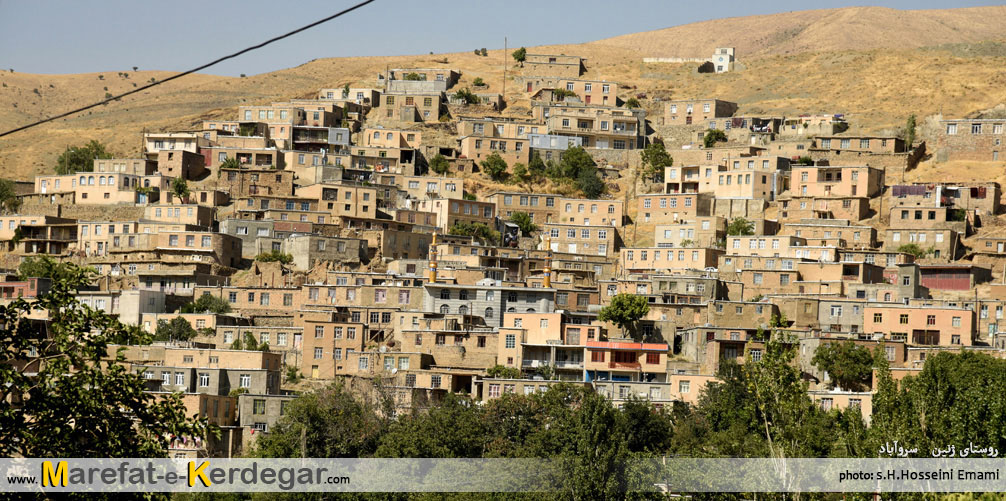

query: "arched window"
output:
459 305 468 315
144 179 150 187
98 176 106 186
79 176 85 185
526 308 536 313
507 307 515 313
884 293 892 302
108 176 115 186
484 307 494 319
87 176 95 185
440 289 451 300
440 304 449 314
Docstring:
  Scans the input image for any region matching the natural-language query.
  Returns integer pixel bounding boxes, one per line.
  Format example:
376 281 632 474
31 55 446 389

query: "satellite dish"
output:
391 368 398 374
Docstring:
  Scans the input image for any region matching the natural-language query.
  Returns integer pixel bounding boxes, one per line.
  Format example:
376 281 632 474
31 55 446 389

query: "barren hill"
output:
2 6 1006 180
594 6 1006 57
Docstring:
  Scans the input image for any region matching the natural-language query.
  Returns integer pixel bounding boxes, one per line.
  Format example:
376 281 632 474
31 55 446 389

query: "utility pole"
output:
503 37 507 101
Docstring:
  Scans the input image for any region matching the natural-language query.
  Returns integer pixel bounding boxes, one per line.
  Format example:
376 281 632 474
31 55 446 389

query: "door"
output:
584 95 591 104
998 242 1003 253
311 365 319 378
686 116 692 125
527 82 532 92
40 180 47 194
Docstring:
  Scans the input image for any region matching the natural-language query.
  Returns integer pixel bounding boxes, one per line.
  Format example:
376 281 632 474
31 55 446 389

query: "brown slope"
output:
592 6 1006 57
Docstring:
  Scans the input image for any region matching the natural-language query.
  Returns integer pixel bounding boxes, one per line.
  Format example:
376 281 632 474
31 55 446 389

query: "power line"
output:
0 0 376 138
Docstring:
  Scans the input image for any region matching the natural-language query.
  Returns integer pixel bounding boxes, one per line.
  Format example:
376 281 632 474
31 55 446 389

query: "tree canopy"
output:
18 255 93 281
726 217 755 236
154 316 198 343
0 178 21 213
509 212 539 236
171 177 190 200
598 293 650 338
576 167 605 198
55 140 113 175
480 153 508 182
429 153 450 175
449 221 499 246
703 129 728 148
811 341 875 391
640 142 673 181
512 47 527 65
181 293 232 314
0 262 210 457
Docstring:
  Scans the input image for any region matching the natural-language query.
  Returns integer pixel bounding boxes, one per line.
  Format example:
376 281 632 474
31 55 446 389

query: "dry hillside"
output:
595 5 1006 57
2 6 1006 180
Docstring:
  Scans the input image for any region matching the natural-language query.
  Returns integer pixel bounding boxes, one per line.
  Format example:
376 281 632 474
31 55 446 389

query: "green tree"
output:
528 151 546 177
553 88 578 100
480 48 488 57
403 72 423 81
17 255 92 281
256 249 293 264
0 263 211 457
744 332 835 460
341 83 350 98
219 157 241 170
242 332 259 351
897 243 932 259
624 97 641 109
429 153 450 175
377 393 487 458
811 340 875 391
576 166 605 198
171 177 190 200
449 221 500 246
703 129 728 148
509 212 539 236
472 77 485 87
640 141 673 181
252 382 384 458
55 140 113 175
0 178 21 212
181 293 232 314
486 364 522 379
598 293 650 338
512 47 526 66
905 113 916 151
558 146 595 179
510 162 532 188
726 217 755 236
453 87 480 105
480 152 508 181
154 316 198 342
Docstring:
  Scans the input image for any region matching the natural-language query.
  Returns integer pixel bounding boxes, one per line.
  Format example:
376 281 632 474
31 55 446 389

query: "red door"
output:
585 95 591 104
527 82 532 92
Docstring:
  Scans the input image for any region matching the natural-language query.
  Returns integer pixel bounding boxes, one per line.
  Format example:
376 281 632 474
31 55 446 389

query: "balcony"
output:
555 360 584 369
521 359 549 368
609 361 641 370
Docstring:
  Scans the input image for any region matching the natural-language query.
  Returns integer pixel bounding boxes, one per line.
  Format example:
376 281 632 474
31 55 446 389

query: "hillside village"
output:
6 35 1006 460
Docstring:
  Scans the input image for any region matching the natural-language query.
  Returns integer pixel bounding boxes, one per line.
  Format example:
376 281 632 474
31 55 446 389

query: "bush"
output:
511 47 526 64
576 167 605 198
429 154 449 175
473 77 485 87
256 250 293 264
553 88 577 100
897 243 933 259
181 293 232 314
624 97 641 109
453 88 480 105
486 364 521 379
403 72 423 81
449 222 499 246
480 153 508 181
703 129 727 148
510 212 539 236
726 217 755 236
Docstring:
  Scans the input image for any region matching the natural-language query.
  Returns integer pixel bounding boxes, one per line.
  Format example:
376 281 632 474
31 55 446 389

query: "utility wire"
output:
0 0 376 138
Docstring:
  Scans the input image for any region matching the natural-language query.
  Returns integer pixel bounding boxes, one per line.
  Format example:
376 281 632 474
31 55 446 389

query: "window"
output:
358 357 369 370
646 353 659 364
240 374 251 388
198 373 209 387
952 316 961 327
927 315 936 326
678 380 690 394
505 334 515 349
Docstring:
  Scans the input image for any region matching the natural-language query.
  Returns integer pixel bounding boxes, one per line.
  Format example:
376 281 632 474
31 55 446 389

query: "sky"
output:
1 0 1003 77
